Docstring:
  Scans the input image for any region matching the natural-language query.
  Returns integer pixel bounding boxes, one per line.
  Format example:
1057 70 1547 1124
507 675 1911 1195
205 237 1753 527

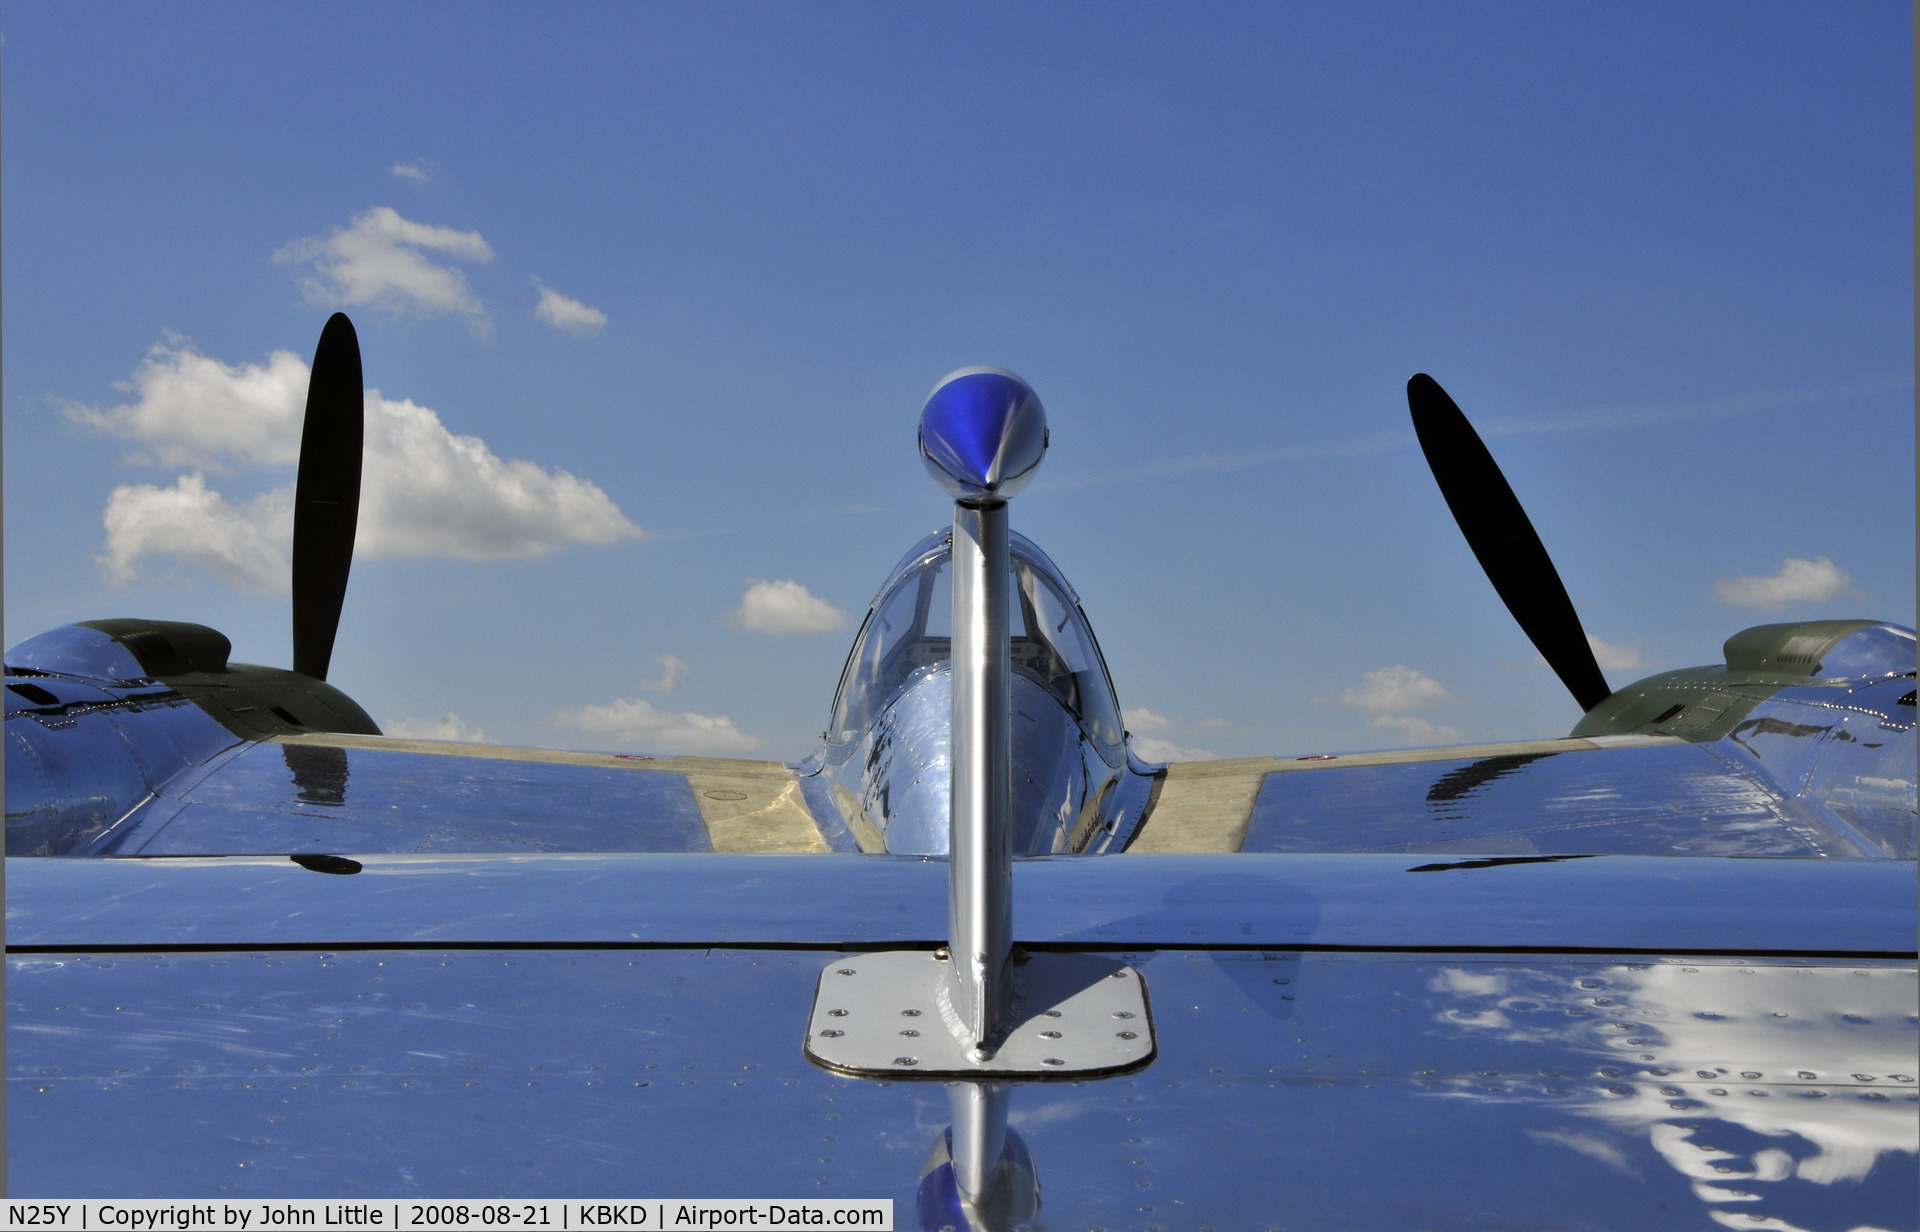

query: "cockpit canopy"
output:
828 530 1125 757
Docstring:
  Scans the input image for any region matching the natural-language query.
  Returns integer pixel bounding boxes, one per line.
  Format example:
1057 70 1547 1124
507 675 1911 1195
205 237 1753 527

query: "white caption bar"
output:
3 1201 893 1232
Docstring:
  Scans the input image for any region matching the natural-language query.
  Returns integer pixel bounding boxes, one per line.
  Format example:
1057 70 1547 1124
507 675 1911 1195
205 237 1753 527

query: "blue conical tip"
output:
917 367 1048 501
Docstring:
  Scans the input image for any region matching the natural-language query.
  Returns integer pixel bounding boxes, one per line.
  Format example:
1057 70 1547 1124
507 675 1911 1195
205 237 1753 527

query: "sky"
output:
3 4 1913 762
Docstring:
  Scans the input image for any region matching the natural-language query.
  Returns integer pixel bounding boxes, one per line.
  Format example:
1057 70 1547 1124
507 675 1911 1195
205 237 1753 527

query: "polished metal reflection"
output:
5 624 151 682
1423 958 1919 1219
5 667 240 855
916 1082 1041 1232
823 667 1137 856
825 530 1126 756
108 740 711 855
950 500 1014 1050
1245 739 1879 857
949 1082 1011 1205
816 529 1147 857
16 940 1907 1224
1715 679 1917 860
12 852 1913 953
1809 623 1918 681
1246 669 1916 859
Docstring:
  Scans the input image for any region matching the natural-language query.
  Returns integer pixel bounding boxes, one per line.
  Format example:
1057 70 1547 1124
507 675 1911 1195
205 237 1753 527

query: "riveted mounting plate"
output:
803 949 1155 1079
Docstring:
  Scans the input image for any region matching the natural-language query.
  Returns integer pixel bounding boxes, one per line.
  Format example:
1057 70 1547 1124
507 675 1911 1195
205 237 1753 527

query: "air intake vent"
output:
78 619 231 677
1774 634 1826 665
1722 620 1871 677
7 682 59 706
116 630 177 664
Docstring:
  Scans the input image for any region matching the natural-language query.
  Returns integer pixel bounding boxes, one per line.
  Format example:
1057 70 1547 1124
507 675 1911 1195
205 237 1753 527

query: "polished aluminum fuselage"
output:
809 529 1156 856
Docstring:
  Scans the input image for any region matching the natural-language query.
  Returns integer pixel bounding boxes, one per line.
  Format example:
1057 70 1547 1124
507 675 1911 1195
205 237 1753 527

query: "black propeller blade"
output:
1407 373 1612 713
291 313 364 681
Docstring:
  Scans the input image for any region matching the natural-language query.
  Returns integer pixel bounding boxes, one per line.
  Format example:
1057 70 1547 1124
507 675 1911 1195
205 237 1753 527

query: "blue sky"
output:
4 4 1912 761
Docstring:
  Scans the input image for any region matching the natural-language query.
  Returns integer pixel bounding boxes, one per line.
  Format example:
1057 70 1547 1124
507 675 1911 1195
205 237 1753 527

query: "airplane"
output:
6 314 1915 1228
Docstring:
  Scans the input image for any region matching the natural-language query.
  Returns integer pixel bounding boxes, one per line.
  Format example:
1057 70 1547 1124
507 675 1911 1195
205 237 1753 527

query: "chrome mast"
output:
949 497 1013 1047
803 367 1152 1094
916 367 1049 1053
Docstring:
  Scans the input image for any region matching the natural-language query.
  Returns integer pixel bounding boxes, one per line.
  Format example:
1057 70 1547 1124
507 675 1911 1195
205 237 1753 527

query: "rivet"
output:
1043 1058 1065 1066
900 1030 920 1038
837 969 857 977
894 1057 918 1067
900 1009 922 1017
1039 1030 1062 1039
818 1030 843 1038
1044 1010 1063 1018
827 1009 848 1017
1117 1031 1137 1040
1110 971 1129 979
1113 1011 1135 1019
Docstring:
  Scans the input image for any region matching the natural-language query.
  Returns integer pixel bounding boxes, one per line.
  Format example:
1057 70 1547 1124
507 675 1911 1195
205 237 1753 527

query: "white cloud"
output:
389 162 432 183
1121 708 1215 759
1122 706 1174 734
77 340 642 590
1128 735 1216 763
639 654 689 693
275 206 493 320
552 696 760 755
533 280 608 335
1535 635 1645 673
99 474 291 593
1314 666 1459 747
65 340 310 471
386 713 488 743
1367 713 1462 744
1323 665 1452 713
1584 635 1644 672
1713 557 1859 609
356 392 641 560
730 579 847 635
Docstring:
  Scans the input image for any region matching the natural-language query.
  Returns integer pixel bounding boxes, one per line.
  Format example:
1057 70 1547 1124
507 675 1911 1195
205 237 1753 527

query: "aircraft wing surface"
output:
1132 731 1909 860
41 732 848 857
49 721 1911 864
8 851 1916 1224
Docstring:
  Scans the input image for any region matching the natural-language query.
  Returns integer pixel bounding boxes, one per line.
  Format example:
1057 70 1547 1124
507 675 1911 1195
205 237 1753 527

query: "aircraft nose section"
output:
918 367 1048 501
858 669 1102 857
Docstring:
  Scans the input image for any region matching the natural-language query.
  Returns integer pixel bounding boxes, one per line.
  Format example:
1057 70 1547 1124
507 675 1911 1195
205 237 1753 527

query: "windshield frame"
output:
825 530 1125 758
